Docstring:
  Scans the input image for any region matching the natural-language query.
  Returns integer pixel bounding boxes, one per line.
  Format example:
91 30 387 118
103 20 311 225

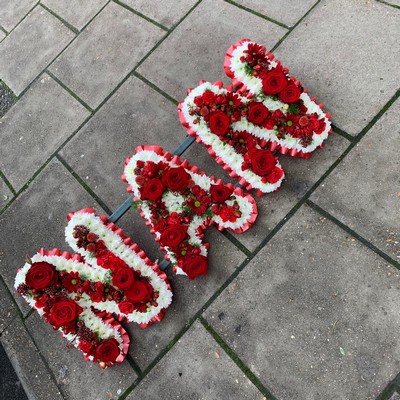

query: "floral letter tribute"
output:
15 209 172 368
122 145 257 279
15 39 331 367
179 39 332 195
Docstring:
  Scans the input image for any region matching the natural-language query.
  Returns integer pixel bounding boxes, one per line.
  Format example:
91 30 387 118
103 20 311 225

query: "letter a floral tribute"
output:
15 209 172 367
123 145 257 280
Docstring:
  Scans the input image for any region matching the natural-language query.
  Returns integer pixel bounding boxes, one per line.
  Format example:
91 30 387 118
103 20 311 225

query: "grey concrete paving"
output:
41 0 108 31
0 1 399 399
49 2 166 108
0 73 89 191
137 0 288 101
120 0 199 28
127 320 263 400
233 0 319 26
274 0 400 135
311 99 400 261
204 205 400 399
0 5 75 95
0 0 37 32
1 317 64 400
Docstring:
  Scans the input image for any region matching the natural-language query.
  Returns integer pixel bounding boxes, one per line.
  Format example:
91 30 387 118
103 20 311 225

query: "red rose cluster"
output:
133 159 243 279
72 225 157 313
189 90 283 182
17 260 122 365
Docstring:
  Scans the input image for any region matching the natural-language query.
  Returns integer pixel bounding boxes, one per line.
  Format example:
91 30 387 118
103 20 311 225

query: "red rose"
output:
140 178 164 201
125 280 154 303
262 70 287 95
26 262 58 290
265 166 284 184
112 267 135 290
209 111 230 136
160 224 188 248
95 338 120 363
210 184 233 203
279 83 301 103
162 166 190 192
247 102 270 125
48 300 83 329
181 255 208 280
247 149 276 176
118 301 134 314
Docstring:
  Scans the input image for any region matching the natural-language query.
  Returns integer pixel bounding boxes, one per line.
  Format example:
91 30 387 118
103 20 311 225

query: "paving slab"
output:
25 312 136 400
232 0 318 26
0 159 105 316
127 320 263 400
0 30 5 42
1 317 63 400
273 0 400 135
60 75 183 211
122 229 247 370
204 205 400 399
49 2 166 109
41 0 108 31
0 0 37 32
0 278 17 334
0 6 75 96
0 177 13 211
231 132 349 252
137 0 287 102
311 99 400 261
390 392 400 400
0 73 89 191
120 0 198 28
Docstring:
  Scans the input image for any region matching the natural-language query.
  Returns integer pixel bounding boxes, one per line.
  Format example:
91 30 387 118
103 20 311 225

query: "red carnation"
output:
247 102 269 125
118 301 135 314
262 69 287 95
265 166 284 184
26 262 58 290
209 111 230 136
140 178 164 201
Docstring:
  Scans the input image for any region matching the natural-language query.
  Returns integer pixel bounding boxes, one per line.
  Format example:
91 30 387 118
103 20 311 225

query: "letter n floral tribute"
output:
15 39 331 367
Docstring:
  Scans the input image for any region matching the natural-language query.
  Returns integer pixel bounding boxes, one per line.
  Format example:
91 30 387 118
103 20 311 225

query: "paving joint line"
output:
0 168 16 196
332 124 355 142
270 0 322 53
199 316 277 400
0 113 93 219
2 1 40 38
0 315 18 337
224 0 290 29
0 24 8 35
306 200 400 270
375 0 400 9
55 154 113 215
124 353 143 377
18 316 67 400
376 372 400 400
132 71 178 105
112 0 169 31
45 70 94 112
39 3 80 34
221 230 251 257
132 0 203 72
0 79 17 98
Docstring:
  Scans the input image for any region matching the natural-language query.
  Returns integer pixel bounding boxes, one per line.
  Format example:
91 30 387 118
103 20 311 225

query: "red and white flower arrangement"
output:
15 209 172 367
122 145 258 279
